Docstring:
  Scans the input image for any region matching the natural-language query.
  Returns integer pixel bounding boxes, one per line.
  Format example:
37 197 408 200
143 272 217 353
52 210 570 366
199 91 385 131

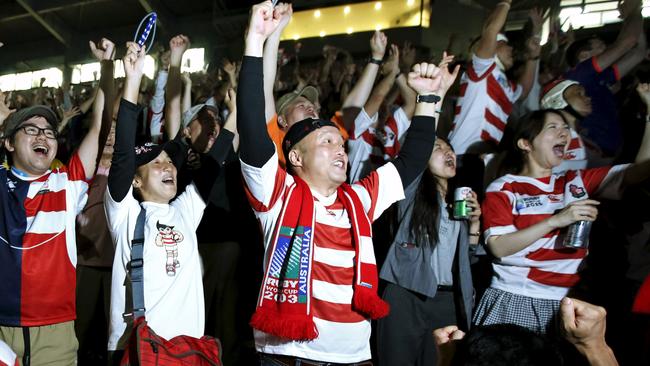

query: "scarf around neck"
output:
250 176 389 341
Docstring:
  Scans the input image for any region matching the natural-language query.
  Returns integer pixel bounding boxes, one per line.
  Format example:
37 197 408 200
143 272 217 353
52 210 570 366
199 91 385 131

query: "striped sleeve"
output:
65 152 90 214
352 162 405 222
240 150 288 213
483 190 517 239
584 164 629 200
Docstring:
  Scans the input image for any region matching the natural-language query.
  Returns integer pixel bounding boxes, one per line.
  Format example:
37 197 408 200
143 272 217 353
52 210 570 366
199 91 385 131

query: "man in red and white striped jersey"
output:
238 2 457 364
449 1 540 193
0 41 111 365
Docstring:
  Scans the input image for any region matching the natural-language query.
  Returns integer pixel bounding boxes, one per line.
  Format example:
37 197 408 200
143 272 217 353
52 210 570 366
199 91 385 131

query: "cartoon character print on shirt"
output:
569 184 586 199
154 221 185 276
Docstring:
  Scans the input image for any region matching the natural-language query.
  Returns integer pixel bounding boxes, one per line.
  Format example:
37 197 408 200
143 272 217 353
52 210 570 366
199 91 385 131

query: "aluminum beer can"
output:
453 187 472 220
563 220 592 248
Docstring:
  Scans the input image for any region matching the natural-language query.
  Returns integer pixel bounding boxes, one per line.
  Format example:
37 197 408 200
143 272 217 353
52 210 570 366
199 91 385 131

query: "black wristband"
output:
416 94 441 104
369 58 383 65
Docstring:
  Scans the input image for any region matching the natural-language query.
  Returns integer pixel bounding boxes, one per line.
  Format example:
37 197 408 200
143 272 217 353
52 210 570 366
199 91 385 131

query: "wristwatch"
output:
369 58 383 65
416 94 441 104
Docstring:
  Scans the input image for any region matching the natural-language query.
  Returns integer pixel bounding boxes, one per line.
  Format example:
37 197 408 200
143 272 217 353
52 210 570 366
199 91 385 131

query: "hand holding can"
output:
453 187 472 220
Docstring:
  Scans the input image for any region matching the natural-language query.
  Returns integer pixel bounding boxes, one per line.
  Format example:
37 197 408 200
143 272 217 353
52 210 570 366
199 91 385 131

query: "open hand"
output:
435 52 460 97
0 90 16 126
381 44 400 76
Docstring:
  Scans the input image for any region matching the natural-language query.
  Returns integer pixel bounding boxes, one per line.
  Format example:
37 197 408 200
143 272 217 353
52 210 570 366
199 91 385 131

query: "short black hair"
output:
565 38 593 68
451 324 564 366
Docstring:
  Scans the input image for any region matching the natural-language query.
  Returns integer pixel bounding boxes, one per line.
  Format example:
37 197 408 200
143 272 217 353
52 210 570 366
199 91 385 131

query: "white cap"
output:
540 79 579 110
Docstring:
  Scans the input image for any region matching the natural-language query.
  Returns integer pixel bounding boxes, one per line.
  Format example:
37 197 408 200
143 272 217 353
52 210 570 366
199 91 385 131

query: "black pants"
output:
200 241 241 366
75 265 112 366
377 284 458 366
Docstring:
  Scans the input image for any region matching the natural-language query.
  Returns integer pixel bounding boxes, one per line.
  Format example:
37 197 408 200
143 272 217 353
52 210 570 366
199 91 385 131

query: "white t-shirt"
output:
242 151 405 363
449 54 523 155
105 184 206 350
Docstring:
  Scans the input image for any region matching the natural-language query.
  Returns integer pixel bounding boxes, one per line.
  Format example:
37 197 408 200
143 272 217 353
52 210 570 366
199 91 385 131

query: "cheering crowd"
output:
1 0 650 365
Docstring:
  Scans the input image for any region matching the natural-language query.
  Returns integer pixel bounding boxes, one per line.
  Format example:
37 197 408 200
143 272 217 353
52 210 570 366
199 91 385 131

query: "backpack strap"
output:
130 207 146 319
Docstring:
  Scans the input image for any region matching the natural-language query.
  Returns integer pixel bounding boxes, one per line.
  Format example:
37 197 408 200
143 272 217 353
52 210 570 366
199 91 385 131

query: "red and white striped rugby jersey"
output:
0 153 88 327
241 151 404 363
553 129 588 174
347 107 410 183
449 55 522 155
482 165 628 300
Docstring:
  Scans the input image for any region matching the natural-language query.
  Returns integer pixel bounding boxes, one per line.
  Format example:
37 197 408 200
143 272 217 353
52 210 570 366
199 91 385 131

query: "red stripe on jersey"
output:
244 167 287 213
526 248 587 261
485 109 506 132
353 171 380 222
480 130 498 145
514 215 559 238
312 262 354 285
486 75 513 115
312 297 366 323
66 153 89 182
455 105 461 115
591 56 603 73
459 83 468 97
466 62 496 82
528 267 580 288
581 167 611 196
313 224 353 251
21 231 76 326
23 190 67 217
568 137 582 150
500 178 566 198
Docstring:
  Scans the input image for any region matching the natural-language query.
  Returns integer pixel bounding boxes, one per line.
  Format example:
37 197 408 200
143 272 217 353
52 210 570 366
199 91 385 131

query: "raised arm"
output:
77 38 115 179
475 0 512 59
391 60 459 188
180 72 192 114
107 42 146 202
239 0 282 167
164 35 190 140
262 2 292 122
364 44 400 118
593 0 642 70
614 31 647 78
149 63 168 142
342 31 387 109
517 8 542 100
223 88 239 151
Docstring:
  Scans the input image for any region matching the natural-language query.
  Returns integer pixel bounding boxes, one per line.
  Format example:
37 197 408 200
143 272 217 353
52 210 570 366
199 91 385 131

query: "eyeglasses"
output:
16 124 58 139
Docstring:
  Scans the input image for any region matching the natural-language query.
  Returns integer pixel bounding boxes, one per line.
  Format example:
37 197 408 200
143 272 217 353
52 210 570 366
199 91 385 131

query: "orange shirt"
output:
266 113 349 169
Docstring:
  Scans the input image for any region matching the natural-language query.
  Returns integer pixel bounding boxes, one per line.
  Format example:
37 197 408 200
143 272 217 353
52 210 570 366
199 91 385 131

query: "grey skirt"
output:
472 287 561 335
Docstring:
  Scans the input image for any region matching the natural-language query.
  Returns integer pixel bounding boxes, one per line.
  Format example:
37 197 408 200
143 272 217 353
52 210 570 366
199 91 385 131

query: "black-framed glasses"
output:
16 124 58 139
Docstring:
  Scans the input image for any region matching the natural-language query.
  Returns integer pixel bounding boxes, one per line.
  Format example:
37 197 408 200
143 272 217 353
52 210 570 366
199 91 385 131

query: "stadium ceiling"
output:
0 0 559 74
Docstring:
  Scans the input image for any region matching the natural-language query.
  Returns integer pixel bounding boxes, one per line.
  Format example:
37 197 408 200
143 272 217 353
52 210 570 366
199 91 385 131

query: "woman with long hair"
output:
377 137 482 366
474 101 650 335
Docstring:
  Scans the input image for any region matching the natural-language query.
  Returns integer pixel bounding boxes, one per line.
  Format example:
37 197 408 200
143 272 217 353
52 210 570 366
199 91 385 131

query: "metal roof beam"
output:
15 0 72 46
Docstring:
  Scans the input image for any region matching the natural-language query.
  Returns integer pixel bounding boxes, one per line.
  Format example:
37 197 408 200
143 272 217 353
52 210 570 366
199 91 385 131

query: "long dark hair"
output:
499 109 565 176
409 138 455 247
